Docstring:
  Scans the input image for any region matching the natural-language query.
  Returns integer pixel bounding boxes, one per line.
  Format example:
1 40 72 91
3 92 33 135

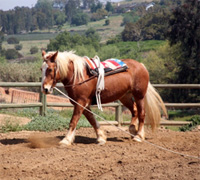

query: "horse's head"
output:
41 50 60 94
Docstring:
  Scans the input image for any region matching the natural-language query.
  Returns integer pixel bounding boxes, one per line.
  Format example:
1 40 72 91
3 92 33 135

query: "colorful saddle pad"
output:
85 57 128 75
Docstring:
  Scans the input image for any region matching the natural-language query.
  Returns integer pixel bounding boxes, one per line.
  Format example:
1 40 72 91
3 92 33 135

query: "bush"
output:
91 9 108 21
24 113 70 132
0 60 41 82
71 12 89 26
47 30 100 52
104 19 110 26
97 45 120 60
30 46 38 54
0 120 22 133
7 37 19 44
179 115 200 132
5 49 23 59
15 44 23 50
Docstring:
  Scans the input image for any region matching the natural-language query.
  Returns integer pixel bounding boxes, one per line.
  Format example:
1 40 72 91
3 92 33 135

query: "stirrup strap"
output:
93 55 105 111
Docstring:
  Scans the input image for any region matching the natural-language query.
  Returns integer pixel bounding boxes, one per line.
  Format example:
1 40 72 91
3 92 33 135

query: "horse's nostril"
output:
44 88 48 93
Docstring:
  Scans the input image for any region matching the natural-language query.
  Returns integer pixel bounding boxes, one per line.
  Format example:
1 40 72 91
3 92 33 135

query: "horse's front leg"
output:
59 104 84 146
83 107 107 145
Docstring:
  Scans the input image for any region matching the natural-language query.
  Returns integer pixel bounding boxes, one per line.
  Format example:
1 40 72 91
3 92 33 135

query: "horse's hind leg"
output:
134 98 145 142
83 107 107 145
119 94 138 137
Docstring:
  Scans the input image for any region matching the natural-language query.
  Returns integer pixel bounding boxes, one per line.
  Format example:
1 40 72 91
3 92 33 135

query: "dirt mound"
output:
0 127 199 180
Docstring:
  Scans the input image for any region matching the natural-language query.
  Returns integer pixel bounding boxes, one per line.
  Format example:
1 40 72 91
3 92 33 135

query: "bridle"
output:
51 61 58 89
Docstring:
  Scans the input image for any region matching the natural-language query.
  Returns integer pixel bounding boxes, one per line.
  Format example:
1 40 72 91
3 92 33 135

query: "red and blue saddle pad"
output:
85 58 128 75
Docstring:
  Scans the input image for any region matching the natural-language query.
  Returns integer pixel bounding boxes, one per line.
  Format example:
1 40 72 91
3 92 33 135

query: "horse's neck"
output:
62 61 75 85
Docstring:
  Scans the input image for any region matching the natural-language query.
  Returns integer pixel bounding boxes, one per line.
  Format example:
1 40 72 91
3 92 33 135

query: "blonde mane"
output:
46 51 86 83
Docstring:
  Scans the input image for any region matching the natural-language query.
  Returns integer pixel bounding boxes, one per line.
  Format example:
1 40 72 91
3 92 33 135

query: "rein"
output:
63 74 97 88
62 68 128 88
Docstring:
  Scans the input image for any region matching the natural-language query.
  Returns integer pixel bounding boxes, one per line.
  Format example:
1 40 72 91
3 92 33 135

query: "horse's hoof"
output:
129 124 138 137
133 135 142 142
59 139 71 146
97 138 106 145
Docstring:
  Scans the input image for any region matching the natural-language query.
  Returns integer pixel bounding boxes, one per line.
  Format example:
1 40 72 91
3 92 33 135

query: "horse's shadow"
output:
0 135 124 146
57 135 124 144
0 138 27 145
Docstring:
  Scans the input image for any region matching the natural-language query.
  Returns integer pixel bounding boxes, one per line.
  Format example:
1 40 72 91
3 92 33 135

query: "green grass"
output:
61 15 124 43
0 120 23 133
0 108 199 133
4 33 58 41
165 110 199 131
2 40 50 57
168 110 199 121
0 107 131 133
115 40 166 52
179 115 200 132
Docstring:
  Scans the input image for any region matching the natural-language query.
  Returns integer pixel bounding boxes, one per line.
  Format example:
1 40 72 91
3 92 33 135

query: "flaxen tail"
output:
144 82 168 130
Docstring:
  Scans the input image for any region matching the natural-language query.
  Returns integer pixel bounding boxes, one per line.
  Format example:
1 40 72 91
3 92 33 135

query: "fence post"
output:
39 79 47 116
39 90 46 116
115 101 123 126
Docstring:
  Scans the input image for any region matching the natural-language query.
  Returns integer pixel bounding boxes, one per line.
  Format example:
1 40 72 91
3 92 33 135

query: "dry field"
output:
0 126 199 180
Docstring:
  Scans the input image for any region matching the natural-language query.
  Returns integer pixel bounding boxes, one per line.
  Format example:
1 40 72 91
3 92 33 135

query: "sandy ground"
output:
0 125 200 180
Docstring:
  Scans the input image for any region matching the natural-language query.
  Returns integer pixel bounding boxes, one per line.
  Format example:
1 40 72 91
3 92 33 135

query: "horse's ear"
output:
50 51 58 63
42 50 46 57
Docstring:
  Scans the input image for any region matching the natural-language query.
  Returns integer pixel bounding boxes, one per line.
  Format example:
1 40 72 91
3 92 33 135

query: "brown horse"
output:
41 50 167 145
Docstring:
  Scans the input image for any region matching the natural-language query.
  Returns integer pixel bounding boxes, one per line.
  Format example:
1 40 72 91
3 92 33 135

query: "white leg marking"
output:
59 128 76 146
97 129 107 145
133 126 145 142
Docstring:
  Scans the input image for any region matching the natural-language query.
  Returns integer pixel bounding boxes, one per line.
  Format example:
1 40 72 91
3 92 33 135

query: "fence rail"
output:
0 82 199 126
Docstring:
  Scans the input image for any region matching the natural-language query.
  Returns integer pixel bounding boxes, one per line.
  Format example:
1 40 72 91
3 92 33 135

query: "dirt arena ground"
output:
0 126 199 180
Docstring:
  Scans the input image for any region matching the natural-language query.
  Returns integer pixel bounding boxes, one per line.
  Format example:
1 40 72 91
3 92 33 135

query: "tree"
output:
47 30 100 52
65 0 80 23
85 27 100 42
121 23 141 41
82 0 98 9
167 0 200 102
71 12 89 26
105 2 113 13
35 0 54 29
121 9 170 41
91 9 108 21
54 11 66 26
90 2 102 13
0 30 4 53
167 0 200 83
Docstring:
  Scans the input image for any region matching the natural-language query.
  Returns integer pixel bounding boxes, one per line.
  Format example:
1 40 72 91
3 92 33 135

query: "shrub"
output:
97 45 120 60
91 9 108 21
71 12 89 26
5 49 23 59
24 113 70 132
15 44 23 50
0 60 41 83
104 19 110 26
0 120 22 133
179 115 200 132
30 46 38 54
7 37 19 44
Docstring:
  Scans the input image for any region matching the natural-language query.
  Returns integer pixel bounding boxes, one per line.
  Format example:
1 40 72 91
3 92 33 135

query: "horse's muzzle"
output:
42 85 53 94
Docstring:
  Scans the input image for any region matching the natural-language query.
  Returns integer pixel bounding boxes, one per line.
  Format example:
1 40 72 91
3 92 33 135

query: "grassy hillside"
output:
2 15 124 56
